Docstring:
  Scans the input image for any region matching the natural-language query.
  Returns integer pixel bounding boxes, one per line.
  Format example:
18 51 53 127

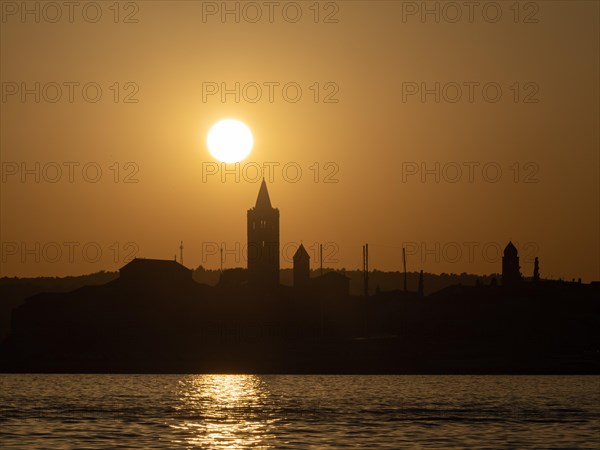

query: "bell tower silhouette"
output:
247 179 280 287
501 241 522 286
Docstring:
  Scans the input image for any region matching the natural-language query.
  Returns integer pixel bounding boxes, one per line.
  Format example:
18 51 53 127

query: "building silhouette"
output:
293 244 310 290
501 241 522 286
119 258 192 285
247 179 280 287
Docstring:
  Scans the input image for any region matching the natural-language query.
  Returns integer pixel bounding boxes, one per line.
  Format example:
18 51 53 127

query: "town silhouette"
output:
0 180 599 374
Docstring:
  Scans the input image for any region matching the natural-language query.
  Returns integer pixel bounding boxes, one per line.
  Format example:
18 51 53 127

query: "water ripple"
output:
1 375 599 449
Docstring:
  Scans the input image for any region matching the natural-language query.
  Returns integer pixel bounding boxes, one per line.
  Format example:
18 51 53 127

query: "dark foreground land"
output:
1 276 598 374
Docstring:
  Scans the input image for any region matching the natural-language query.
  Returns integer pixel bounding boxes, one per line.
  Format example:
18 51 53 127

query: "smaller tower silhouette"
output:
180 241 184 266
293 244 310 290
418 270 424 297
502 241 522 286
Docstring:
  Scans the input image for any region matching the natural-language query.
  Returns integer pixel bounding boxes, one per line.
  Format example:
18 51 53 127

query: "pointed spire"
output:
504 241 518 256
294 243 309 261
255 178 272 209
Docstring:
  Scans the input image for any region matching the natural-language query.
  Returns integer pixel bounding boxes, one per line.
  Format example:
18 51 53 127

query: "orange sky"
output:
1 1 598 281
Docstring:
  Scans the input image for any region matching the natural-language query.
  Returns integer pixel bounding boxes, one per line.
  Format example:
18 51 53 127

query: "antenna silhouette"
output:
403 247 407 292
320 243 323 277
179 241 184 265
363 243 369 298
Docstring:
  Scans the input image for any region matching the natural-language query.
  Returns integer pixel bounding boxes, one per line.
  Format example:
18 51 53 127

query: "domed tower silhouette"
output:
501 241 522 286
247 179 280 287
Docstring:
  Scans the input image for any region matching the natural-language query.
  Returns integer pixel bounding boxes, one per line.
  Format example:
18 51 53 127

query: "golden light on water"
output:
172 375 276 449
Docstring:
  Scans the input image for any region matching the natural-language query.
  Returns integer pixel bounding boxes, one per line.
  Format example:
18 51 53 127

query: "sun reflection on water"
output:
171 375 277 449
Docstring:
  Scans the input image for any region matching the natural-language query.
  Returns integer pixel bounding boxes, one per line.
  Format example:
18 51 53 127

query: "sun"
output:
206 119 254 163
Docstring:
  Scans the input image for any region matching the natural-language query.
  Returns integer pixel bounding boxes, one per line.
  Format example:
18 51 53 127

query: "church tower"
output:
247 179 280 287
501 241 522 286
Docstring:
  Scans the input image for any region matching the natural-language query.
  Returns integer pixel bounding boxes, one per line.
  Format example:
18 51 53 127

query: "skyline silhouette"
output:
1 180 598 374
1 178 594 285
1 170 595 281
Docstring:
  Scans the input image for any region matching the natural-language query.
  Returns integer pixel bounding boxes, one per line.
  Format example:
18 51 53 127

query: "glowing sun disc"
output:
207 119 253 163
